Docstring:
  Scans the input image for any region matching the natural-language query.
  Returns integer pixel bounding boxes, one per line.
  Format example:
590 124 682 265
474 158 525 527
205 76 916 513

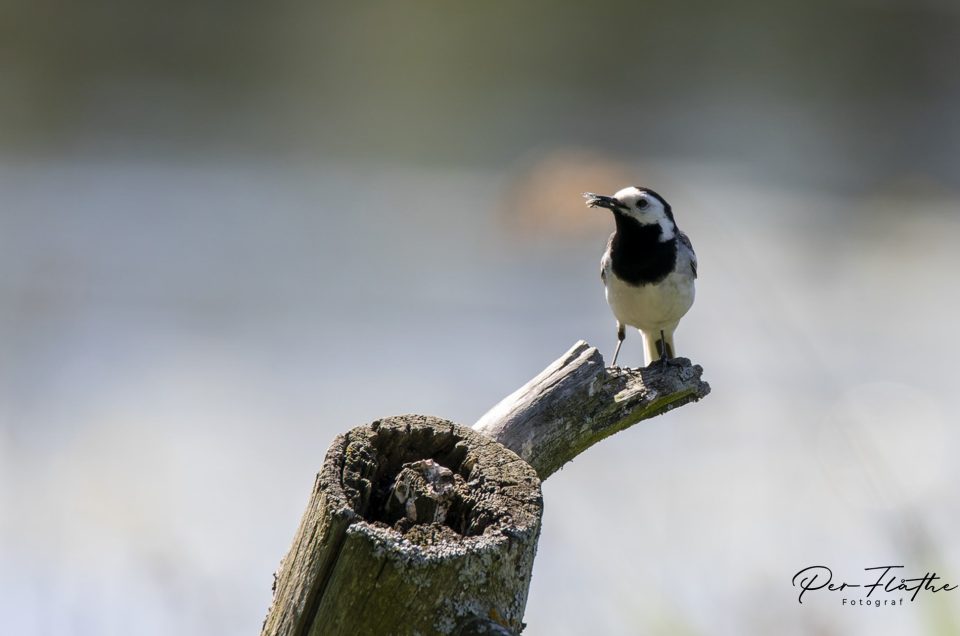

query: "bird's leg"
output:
611 323 625 367
653 330 684 369
659 330 668 362
653 329 674 369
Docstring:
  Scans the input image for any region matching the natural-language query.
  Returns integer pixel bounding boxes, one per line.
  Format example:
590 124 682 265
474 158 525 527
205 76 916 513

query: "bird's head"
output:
583 186 676 240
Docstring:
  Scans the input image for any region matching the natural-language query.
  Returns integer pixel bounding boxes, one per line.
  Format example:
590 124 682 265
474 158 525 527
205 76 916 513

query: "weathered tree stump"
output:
261 415 542 636
262 341 710 635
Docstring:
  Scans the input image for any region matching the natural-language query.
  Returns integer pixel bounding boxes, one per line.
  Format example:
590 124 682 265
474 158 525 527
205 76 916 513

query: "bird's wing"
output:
600 233 614 283
678 230 698 279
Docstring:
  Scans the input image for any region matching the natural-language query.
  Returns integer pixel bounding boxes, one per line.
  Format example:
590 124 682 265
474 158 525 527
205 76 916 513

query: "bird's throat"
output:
610 213 677 286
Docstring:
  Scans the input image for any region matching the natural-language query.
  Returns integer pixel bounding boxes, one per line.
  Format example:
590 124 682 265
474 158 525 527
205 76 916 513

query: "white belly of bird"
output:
605 271 695 331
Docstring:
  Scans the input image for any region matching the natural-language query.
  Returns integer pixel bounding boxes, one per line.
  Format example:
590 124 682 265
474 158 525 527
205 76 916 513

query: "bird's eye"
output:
636 199 649 210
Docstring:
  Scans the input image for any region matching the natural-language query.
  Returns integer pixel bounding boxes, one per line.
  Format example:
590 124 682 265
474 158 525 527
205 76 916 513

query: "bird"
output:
583 186 697 367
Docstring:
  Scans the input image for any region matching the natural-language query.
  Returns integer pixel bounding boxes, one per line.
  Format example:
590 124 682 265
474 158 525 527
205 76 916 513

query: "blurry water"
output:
1 154 958 635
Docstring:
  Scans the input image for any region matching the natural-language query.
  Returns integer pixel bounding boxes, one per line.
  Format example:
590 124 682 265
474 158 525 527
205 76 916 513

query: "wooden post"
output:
261 415 542 636
262 341 710 635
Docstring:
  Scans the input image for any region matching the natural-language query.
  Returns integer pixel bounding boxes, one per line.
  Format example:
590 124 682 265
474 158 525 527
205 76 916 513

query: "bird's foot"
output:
649 356 684 371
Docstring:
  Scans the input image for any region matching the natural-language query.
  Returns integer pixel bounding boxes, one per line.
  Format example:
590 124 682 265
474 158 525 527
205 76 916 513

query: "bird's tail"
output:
641 329 675 366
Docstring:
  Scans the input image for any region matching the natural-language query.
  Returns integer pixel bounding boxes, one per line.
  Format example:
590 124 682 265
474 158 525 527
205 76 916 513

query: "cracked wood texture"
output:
473 340 711 479
261 415 542 636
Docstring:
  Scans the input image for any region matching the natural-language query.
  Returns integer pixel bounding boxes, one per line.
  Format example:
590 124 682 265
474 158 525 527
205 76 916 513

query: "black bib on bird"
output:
609 212 678 286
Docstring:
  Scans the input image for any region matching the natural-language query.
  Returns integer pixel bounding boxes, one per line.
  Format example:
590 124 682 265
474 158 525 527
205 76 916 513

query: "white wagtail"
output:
583 186 697 367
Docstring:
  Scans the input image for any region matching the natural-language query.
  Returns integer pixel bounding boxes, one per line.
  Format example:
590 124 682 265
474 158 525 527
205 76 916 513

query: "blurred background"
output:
2 1 959 634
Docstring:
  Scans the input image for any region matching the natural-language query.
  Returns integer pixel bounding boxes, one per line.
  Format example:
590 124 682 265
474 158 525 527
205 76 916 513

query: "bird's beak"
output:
583 193 624 211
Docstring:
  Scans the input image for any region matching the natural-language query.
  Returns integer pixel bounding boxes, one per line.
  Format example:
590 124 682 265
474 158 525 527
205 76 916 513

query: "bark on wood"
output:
473 340 711 479
261 415 542 636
